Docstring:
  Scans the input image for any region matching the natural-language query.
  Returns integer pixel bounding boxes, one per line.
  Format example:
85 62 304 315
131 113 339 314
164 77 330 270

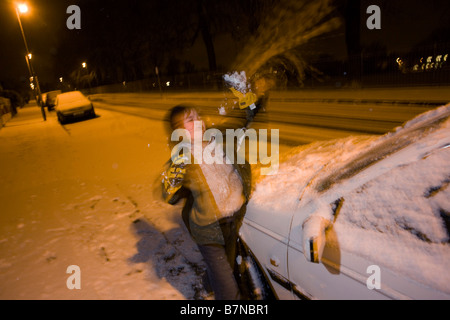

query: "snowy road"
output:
88 90 445 145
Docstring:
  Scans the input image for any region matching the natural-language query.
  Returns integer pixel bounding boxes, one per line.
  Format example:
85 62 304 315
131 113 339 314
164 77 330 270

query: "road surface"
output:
0 102 205 299
89 90 444 145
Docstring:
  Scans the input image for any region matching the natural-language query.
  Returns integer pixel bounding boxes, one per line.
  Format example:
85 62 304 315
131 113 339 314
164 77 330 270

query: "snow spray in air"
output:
230 0 341 83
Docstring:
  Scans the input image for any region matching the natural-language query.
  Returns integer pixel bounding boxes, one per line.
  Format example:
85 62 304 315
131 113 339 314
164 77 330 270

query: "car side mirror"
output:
302 215 331 263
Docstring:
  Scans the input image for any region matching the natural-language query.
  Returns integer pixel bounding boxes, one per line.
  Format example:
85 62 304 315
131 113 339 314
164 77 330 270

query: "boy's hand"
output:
230 88 257 110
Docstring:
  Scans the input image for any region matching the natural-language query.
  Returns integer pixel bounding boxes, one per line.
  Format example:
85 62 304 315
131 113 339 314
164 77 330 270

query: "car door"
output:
286 121 450 300
240 202 294 299
287 192 450 300
287 203 393 300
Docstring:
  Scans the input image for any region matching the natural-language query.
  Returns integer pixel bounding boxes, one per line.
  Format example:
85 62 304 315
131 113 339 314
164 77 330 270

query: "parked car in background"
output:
239 104 450 300
44 90 61 110
55 91 96 124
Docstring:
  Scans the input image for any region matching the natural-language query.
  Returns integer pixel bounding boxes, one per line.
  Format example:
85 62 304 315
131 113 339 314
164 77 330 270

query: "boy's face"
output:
173 109 205 140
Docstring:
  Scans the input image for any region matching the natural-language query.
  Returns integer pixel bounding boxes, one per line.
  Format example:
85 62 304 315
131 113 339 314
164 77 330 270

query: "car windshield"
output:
47 91 61 98
315 108 450 193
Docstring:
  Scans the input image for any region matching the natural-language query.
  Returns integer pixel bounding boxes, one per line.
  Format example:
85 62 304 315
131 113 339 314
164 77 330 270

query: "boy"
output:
162 105 251 300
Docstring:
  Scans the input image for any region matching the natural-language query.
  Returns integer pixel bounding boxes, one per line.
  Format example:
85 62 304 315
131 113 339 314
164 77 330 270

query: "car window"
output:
48 91 60 99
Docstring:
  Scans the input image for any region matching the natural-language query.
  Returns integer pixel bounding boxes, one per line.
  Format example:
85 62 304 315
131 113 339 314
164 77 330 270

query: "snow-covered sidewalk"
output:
0 105 207 299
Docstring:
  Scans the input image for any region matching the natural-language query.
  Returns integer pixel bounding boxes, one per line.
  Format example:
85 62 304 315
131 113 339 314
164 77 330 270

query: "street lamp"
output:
17 3 28 13
80 61 92 90
14 2 46 121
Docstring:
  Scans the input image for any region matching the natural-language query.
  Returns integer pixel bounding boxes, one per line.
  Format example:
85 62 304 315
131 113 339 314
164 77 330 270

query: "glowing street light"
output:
15 3 31 58
14 2 46 120
82 62 87 68
17 3 28 13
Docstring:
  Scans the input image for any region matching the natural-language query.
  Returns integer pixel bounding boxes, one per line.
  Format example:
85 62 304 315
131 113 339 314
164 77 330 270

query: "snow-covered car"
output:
239 104 450 300
55 91 96 124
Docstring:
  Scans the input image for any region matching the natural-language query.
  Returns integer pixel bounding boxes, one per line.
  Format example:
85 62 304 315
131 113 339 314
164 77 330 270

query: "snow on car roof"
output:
58 91 87 103
250 104 450 294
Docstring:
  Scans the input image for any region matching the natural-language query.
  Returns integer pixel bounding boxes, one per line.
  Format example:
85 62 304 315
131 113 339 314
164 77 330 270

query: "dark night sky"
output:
359 0 450 52
0 0 70 89
1 0 449 91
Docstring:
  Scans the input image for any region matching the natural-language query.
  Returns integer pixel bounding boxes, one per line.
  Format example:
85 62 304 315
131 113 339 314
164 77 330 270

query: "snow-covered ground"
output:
1 89 449 300
0 104 208 299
